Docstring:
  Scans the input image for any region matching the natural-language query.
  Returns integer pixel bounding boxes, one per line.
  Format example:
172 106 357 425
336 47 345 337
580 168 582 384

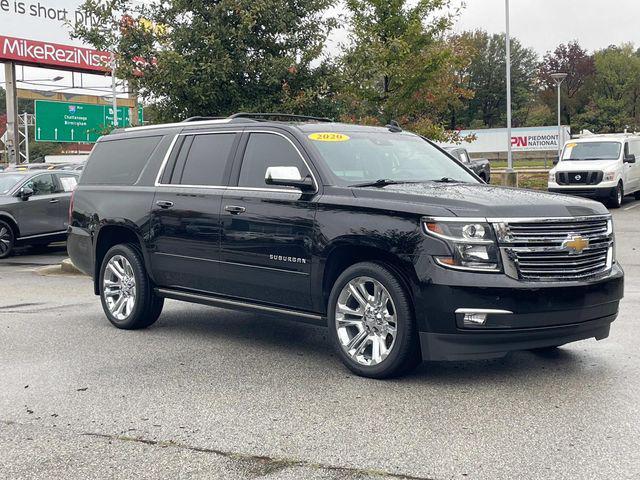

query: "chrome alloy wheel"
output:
103 255 137 321
335 276 398 366
0 226 12 255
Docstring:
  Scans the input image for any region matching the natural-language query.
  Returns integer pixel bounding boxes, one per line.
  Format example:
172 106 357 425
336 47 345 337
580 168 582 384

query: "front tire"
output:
99 244 164 329
328 262 420 379
608 182 623 209
0 220 15 259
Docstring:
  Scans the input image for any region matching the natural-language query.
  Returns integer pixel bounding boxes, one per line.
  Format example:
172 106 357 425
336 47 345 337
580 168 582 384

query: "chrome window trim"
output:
154 130 319 194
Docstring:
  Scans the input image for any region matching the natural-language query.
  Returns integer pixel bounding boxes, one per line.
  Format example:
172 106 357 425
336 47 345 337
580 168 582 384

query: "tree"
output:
453 30 538 128
539 41 595 126
339 0 467 139
575 44 640 133
72 0 340 121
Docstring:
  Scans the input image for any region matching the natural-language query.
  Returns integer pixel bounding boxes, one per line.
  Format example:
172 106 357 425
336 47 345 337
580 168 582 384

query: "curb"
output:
61 258 83 275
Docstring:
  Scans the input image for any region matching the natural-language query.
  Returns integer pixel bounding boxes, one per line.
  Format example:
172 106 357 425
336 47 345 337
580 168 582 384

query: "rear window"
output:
80 136 162 185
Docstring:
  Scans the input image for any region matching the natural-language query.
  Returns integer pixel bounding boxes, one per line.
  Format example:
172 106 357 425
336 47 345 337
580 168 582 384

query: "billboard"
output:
0 0 109 73
443 126 571 154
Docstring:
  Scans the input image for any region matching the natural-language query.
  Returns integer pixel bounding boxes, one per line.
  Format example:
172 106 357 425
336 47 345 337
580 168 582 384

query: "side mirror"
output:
265 166 315 191
553 156 560 166
19 186 34 200
624 153 636 164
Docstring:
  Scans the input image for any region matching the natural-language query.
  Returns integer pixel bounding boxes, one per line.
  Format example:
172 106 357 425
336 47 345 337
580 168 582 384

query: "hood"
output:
351 182 608 218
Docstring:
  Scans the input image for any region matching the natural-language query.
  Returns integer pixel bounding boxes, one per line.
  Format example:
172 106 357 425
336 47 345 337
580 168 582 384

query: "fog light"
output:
463 312 487 326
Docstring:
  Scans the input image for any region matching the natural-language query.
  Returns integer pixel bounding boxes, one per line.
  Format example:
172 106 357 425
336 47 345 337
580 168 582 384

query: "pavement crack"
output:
79 431 436 480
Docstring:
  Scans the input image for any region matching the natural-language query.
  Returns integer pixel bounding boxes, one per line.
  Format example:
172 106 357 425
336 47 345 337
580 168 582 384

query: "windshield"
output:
307 132 478 185
562 141 621 161
0 174 24 194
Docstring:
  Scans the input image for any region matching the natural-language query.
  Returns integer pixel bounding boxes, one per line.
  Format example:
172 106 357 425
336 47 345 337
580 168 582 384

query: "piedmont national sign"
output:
0 35 110 74
442 126 571 154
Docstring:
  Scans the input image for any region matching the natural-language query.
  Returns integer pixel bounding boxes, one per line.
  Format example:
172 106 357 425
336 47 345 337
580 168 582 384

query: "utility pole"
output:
4 62 20 165
111 53 119 128
551 72 568 161
504 0 516 186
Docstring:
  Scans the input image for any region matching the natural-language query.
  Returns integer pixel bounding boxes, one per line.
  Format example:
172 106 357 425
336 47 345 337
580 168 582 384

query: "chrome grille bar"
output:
494 216 614 281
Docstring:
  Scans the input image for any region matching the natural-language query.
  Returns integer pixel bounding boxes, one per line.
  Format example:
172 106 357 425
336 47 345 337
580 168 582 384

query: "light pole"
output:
551 72 568 161
504 0 515 183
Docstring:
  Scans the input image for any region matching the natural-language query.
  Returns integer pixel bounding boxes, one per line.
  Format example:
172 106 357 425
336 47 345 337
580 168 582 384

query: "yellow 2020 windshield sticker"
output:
308 132 350 142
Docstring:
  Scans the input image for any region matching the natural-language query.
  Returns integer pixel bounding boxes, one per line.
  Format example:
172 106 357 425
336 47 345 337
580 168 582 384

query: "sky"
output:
2 0 640 97
452 0 640 55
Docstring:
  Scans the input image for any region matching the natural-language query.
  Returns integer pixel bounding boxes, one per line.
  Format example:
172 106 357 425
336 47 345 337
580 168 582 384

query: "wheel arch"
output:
93 223 151 295
0 211 20 238
318 241 419 316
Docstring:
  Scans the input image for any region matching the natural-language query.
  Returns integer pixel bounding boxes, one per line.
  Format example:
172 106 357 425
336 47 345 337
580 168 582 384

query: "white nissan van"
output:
548 134 640 208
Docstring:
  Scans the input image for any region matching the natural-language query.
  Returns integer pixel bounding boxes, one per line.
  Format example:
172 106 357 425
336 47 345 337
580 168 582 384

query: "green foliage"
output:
73 0 340 121
574 44 640 133
452 30 538 128
339 0 463 139
539 41 595 126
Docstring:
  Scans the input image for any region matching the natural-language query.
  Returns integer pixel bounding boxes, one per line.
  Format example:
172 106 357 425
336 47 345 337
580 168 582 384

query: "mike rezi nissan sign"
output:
0 0 109 73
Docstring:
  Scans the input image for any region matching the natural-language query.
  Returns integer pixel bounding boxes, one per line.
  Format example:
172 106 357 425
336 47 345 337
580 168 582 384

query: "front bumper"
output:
414 263 624 361
548 186 616 200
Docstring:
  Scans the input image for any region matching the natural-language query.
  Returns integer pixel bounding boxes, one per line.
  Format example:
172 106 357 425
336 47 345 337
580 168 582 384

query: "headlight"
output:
423 219 501 272
548 171 555 183
603 171 616 182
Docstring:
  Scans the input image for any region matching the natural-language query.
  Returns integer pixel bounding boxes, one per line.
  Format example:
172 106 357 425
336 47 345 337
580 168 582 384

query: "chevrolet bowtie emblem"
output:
562 235 589 254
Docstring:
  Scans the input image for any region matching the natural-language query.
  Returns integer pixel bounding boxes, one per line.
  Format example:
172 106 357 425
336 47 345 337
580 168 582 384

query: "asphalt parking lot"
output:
1 201 639 480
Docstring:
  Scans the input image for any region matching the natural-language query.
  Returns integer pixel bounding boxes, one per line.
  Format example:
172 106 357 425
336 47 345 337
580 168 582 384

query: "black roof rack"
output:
228 112 333 123
182 116 225 123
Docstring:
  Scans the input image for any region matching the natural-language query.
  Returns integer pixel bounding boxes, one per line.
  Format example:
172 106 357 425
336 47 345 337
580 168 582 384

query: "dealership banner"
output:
0 35 110 73
442 126 571 154
0 0 109 72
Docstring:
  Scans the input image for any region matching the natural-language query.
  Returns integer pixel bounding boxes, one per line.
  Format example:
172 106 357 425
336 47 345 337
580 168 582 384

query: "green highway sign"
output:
35 100 143 143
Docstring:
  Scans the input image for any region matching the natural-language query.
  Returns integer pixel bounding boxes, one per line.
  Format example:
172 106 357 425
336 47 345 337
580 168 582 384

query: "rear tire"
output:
99 243 164 329
634 190 640 200
0 220 15 259
328 262 420 379
608 182 623 209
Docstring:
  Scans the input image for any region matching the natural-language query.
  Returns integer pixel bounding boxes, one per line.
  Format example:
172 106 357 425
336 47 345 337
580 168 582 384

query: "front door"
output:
149 131 240 292
15 173 66 237
219 130 319 311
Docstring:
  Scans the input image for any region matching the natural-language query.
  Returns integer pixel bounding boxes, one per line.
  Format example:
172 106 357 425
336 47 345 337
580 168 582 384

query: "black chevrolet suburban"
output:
68 113 624 378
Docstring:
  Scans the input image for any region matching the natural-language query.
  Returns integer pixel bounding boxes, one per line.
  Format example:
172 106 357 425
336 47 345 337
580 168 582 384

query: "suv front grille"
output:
493 216 613 281
556 171 603 185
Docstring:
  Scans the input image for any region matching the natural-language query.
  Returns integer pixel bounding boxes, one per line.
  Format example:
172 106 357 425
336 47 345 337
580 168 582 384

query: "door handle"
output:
49 199 59 204
156 200 175 209
224 205 246 214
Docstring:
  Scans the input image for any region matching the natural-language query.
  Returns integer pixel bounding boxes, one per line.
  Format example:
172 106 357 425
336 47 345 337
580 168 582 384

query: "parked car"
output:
548 133 640 208
0 170 79 258
444 147 491 182
68 113 623 378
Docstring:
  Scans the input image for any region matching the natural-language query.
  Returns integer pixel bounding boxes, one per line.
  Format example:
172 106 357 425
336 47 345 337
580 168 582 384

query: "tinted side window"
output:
25 174 56 196
80 136 162 185
238 133 309 189
178 133 236 186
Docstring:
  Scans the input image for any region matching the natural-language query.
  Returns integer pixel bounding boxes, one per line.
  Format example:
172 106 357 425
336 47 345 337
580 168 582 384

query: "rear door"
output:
218 129 320 310
15 173 65 237
149 130 241 292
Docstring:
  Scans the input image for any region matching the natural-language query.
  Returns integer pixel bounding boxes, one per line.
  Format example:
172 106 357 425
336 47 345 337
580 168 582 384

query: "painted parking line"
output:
623 203 640 211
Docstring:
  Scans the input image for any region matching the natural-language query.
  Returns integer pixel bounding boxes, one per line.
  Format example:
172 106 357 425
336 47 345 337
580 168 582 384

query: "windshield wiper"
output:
349 179 419 188
431 177 463 183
